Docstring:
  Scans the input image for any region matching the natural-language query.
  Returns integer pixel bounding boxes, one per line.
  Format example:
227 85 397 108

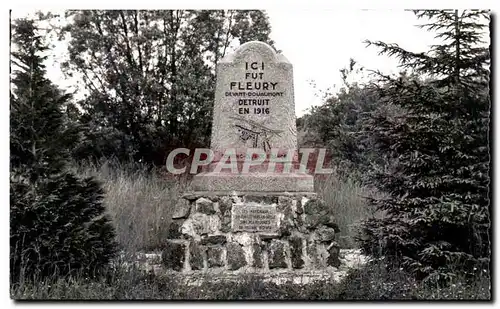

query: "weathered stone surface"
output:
251 243 263 268
200 235 227 245
220 213 232 233
278 207 293 236
304 199 326 215
190 213 220 235
210 41 297 155
327 242 341 268
244 195 278 205
304 215 322 229
277 196 293 211
295 214 308 233
208 196 220 202
168 219 184 239
306 241 319 268
183 191 316 200
232 203 278 233
303 199 338 231
226 242 247 270
324 219 340 232
182 193 199 202
190 41 315 192
268 240 287 269
207 247 225 268
172 198 191 219
259 233 280 241
162 241 186 271
315 226 336 242
295 199 304 214
289 237 304 269
192 173 314 192
195 197 216 215
189 242 205 270
218 196 233 214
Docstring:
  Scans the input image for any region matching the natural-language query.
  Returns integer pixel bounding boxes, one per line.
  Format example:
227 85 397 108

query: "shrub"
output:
10 18 117 283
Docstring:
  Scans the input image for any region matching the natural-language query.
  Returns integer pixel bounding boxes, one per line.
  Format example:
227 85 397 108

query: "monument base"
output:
163 191 340 273
190 172 315 192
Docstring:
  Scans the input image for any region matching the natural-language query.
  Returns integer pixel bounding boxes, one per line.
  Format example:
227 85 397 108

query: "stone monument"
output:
190 40 313 192
163 41 340 274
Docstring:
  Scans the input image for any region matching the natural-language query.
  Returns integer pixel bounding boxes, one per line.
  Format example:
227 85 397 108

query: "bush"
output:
10 18 117 283
10 172 117 282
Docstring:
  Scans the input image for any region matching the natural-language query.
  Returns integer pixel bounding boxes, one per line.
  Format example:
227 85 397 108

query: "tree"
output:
10 18 117 282
359 10 490 283
298 60 395 177
57 10 275 165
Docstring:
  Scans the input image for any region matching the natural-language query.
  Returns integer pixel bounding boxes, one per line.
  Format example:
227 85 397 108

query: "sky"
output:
10 9 482 116
267 9 438 115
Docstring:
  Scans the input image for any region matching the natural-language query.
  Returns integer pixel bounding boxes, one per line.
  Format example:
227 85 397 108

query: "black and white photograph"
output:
8 5 493 301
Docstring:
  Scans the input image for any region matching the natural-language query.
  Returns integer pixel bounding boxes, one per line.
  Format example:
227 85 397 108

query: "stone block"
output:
195 197 216 215
190 213 220 235
304 214 321 229
226 242 247 270
232 203 278 233
209 41 298 161
207 247 225 268
268 240 287 269
200 235 227 245
303 199 339 231
315 225 336 242
189 242 205 270
168 219 184 239
162 241 186 271
278 208 293 236
295 199 304 214
218 196 233 214
191 173 314 192
289 237 304 269
327 242 341 268
306 240 320 268
172 198 191 219
259 233 280 241
251 243 263 268
220 213 232 233
303 199 327 215
277 196 293 211
244 195 278 205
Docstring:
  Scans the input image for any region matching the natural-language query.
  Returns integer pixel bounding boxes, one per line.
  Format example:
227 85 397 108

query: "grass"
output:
74 160 185 253
316 171 385 248
11 161 491 301
11 259 490 300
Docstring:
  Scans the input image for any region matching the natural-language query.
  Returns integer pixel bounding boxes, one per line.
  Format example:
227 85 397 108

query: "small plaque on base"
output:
231 204 278 233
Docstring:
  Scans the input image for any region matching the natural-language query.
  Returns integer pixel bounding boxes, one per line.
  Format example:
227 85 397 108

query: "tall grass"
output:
316 171 384 248
12 261 490 300
11 162 490 300
73 160 184 254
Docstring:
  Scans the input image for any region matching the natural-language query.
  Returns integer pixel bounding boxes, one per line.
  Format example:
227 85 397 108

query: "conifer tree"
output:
10 18 117 282
359 10 490 283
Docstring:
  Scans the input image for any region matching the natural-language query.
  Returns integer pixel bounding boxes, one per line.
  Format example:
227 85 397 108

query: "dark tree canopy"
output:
59 10 275 165
358 10 490 283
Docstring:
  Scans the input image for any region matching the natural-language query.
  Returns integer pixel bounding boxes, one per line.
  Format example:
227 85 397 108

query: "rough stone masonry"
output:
163 41 340 274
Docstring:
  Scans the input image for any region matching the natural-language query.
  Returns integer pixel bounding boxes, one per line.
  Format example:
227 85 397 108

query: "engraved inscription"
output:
230 116 283 151
232 204 278 233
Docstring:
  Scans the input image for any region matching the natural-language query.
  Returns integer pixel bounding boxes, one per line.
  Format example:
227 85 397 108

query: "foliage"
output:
56 10 274 165
358 10 491 283
10 18 117 282
298 60 402 178
11 259 490 300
